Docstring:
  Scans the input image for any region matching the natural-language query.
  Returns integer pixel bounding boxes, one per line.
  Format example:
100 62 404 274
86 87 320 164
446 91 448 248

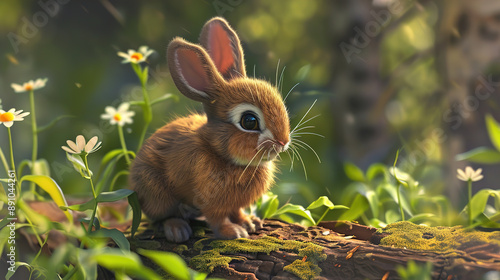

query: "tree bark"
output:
136 219 500 280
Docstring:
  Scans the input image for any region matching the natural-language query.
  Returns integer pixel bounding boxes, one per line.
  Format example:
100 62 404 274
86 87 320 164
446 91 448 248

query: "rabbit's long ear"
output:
167 37 225 102
200 17 246 80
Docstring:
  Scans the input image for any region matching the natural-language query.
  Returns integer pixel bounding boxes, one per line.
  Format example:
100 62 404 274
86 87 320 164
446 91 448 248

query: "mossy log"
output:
134 220 500 280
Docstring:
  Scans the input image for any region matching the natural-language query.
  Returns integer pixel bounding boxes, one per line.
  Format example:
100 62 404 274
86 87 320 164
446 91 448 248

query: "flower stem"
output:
7 127 15 171
118 125 131 165
29 90 38 194
0 146 9 176
132 63 152 151
397 184 405 221
468 179 472 226
82 154 98 234
316 208 330 225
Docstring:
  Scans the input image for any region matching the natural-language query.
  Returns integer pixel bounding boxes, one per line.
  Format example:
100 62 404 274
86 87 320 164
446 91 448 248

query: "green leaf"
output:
274 204 315 224
92 248 161 280
295 64 311 82
366 163 389 182
127 191 141 238
20 175 73 223
66 153 92 178
407 213 436 223
6 262 32 280
486 114 500 152
307 196 334 210
151 93 177 106
141 66 149 85
37 115 74 133
339 194 369 221
138 249 190 280
259 193 279 219
129 100 145 107
98 189 134 202
469 189 500 220
344 162 365 182
91 228 130 251
455 147 500 164
61 200 95 212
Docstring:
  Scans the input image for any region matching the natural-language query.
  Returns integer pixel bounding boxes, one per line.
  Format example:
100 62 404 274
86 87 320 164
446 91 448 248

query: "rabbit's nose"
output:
277 140 290 152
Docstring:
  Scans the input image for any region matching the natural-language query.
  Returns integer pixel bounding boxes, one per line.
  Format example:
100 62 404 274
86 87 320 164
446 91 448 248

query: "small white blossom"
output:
457 166 483 182
11 78 48 93
117 46 154 64
0 108 30 128
62 135 101 155
101 103 135 127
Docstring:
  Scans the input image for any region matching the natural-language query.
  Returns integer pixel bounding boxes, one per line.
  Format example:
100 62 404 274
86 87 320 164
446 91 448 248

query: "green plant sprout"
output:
257 192 348 225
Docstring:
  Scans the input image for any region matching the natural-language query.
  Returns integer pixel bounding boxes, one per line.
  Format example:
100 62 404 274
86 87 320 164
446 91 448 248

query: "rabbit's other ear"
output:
167 37 225 102
200 17 246 80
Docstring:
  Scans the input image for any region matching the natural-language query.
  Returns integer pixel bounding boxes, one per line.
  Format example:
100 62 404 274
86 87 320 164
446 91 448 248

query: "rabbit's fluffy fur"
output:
130 17 290 242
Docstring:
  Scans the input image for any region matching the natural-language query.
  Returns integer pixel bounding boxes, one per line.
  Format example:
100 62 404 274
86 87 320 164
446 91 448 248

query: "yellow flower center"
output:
131 52 143 62
24 84 33 91
113 113 122 122
0 112 15 122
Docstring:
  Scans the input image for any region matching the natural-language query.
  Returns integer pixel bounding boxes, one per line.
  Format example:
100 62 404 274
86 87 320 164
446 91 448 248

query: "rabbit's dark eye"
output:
240 112 259 131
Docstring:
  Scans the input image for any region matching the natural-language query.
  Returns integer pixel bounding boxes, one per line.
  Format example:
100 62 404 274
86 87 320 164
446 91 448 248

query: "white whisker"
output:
275 59 280 87
246 150 266 190
278 66 286 93
238 146 266 183
294 139 321 163
291 100 317 134
283 82 299 102
292 132 325 138
290 125 315 134
291 114 320 135
290 145 307 180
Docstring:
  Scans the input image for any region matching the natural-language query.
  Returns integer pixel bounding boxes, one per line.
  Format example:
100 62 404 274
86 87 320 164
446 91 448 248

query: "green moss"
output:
284 259 322 280
189 236 326 278
193 227 206 238
173 244 188 255
379 221 500 252
189 249 233 273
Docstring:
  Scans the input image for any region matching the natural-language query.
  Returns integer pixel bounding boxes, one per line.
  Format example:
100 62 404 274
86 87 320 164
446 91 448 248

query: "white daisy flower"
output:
62 135 102 155
101 103 135 127
11 78 48 93
457 166 483 182
0 108 30 128
117 46 154 64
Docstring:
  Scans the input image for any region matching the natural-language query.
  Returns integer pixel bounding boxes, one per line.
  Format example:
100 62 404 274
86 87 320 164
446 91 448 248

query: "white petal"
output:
117 52 129 58
85 136 98 152
472 174 484 182
101 113 112 120
117 103 130 112
4 121 13 128
16 112 30 118
76 135 86 151
62 146 76 154
464 166 474 177
66 140 78 153
90 141 102 153
11 83 26 92
457 169 467 181
8 108 16 113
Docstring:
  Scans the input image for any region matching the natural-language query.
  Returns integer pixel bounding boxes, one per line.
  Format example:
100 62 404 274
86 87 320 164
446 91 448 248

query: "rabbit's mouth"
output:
259 139 289 161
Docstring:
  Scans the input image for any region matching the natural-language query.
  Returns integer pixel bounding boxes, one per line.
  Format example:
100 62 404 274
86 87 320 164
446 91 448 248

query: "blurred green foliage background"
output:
2 0 500 221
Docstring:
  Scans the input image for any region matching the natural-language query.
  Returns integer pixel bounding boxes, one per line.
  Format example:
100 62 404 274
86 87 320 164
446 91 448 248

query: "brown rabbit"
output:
130 17 290 243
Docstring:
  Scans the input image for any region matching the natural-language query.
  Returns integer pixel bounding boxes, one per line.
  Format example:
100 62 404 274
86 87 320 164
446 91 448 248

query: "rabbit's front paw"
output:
163 218 192 243
215 223 249 239
239 216 263 233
